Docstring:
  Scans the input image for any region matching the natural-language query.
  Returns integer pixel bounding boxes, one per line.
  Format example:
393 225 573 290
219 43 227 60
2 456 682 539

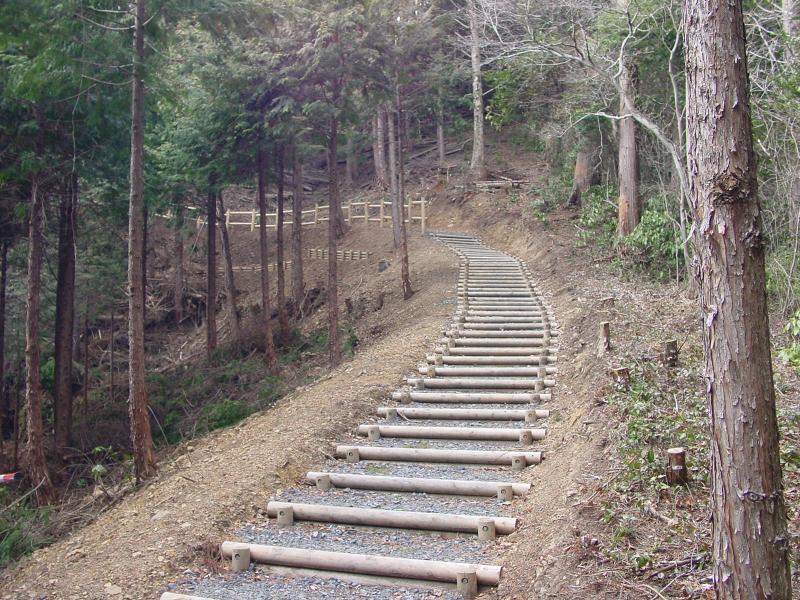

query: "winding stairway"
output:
162 232 558 599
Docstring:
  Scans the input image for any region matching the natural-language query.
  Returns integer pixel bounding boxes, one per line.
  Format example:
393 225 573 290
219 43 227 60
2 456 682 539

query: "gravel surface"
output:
318 460 525 483
236 522 494 563
367 417 535 428
272 487 514 516
181 569 462 600
361 437 531 451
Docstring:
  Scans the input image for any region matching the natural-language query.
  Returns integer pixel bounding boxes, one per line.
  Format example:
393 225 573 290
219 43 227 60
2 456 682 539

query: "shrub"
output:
201 398 252 431
621 200 682 282
578 185 617 247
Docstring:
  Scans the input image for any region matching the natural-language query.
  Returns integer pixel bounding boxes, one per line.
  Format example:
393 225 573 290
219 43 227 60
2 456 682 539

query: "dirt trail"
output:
0 234 457 600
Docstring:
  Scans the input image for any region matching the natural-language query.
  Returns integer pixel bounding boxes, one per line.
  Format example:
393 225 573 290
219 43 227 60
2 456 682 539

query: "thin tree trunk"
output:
174 198 185 324
291 146 305 311
784 0 798 39
685 1 792 597
436 106 446 168
217 191 241 350
110 309 115 405
373 113 387 190
127 0 156 483
388 109 401 248
345 131 357 187
142 203 148 321
206 186 218 357
82 307 88 416
396 88 413 300
257 148 279 373
25 178 56 505
276 147 290 342
54 173 78 456
328 116 342 367
468 0 487 179
617 59 640 236
0 241 7 459
568 147 593 206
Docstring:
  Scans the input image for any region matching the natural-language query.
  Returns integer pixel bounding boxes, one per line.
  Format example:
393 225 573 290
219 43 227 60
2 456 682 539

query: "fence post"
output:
251 209 256 232
421 198 426 235
379 200 385 227
314 204 319 226
347 199 352 224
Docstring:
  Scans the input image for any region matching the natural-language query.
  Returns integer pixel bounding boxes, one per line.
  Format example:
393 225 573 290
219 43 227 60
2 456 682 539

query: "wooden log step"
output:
420 366 558 377
407 377 556 389
391 390 550 403
377 406 550 420
444 338 550 347
357 424 546 441
265 501 518 535
161 595 216 600
462 291 534 298
220 542 503 586
427 354 556 365
336 445 543 466
449 323 552 332
447 331 558 340
465 316 546 322
306 471 532 496
439 346 557 356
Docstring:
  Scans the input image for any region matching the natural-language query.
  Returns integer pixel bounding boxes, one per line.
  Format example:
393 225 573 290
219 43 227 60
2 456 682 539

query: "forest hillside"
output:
1 0 799 598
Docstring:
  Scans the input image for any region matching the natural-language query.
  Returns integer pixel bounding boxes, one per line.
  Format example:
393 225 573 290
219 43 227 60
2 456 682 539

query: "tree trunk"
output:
468 0 487 180
388 109 401 248
617 58 640 236
54 173 78 457
25 178 56 505
291 146 305 310
373 113 387 190
0 241 7 457
127 0 157 483
206 186 218 357
276 147 290 342
257 148 279 373
436 106 446 168
568 148 593 207
142 203 148 320
345 130 358 187
217 192 241 350
110 309 115 405
174 198 185 324
396 88 413 301
684 1 792 597
328 116 342 367
784 0 798 38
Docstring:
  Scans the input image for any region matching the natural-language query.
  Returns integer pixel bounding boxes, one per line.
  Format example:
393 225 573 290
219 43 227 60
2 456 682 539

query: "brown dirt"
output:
0 229 457 600
4 138 798 599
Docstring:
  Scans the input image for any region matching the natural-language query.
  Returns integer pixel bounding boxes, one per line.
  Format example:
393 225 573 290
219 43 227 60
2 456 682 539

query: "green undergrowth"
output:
600 351 800 581
0 489 52 568
577 187 684 283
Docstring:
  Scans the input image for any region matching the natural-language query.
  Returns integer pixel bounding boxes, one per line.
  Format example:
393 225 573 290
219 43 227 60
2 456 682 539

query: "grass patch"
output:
0 489 51 568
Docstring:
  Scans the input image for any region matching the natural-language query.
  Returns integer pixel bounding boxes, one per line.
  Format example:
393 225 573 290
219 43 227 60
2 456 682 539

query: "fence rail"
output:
185 198 428 234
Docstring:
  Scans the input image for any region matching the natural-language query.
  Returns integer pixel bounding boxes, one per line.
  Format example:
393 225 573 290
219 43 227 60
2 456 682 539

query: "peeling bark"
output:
685 0 792 596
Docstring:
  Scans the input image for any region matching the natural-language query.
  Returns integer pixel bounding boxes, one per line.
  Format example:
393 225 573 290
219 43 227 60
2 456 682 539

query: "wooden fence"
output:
192 198 428 234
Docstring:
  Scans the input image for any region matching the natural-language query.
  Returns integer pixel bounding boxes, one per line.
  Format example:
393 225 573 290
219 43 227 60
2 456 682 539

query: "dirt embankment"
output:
0 230 458 600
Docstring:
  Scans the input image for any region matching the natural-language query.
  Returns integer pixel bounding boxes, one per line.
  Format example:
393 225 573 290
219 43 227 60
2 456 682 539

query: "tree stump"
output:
666 447 689 485
610 367 630 385
661 340 679 367
597 321 611 356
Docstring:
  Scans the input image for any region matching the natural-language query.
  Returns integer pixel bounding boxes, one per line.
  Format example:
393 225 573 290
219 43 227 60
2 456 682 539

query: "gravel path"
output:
180 570 461 600
318 460 525 482
273 487 513 516
237 523 493 563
